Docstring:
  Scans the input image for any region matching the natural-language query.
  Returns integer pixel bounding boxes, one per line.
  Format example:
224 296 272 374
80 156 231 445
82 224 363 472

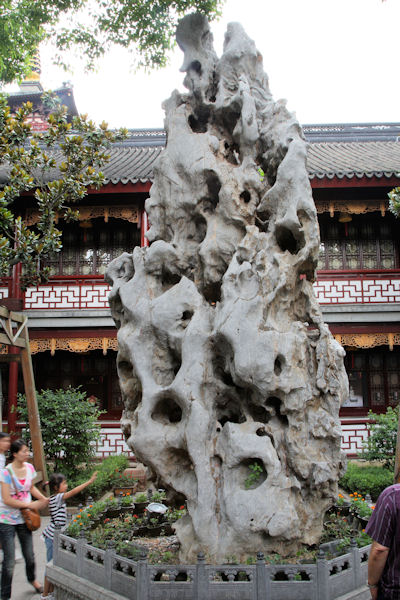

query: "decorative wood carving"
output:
316 200 388 217
24 205 139 226
335 332 400 351
27 337 118 355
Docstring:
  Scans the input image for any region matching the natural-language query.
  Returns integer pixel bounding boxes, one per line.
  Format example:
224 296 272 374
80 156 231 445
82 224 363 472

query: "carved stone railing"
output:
47 530 370 600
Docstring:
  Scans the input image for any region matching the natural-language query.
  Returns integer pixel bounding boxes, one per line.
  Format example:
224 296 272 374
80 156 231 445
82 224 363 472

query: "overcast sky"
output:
17 0 400 128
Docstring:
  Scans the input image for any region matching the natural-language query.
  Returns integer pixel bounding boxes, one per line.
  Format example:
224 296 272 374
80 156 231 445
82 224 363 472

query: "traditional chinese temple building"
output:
2 79 399 458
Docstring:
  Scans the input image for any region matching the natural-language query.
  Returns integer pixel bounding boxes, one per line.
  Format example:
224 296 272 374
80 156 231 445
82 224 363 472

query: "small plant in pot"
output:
112 472 138 497
146 517 162 536
105 496 120 518
134 492 149 512
333 493 351 516
151 489 167 503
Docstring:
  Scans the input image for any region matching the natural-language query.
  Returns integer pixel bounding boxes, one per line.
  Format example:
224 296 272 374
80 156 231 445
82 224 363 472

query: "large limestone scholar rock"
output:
106 14 348 562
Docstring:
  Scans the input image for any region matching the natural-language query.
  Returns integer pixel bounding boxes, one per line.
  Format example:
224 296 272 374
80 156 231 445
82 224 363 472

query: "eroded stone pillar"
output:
106 14 348 562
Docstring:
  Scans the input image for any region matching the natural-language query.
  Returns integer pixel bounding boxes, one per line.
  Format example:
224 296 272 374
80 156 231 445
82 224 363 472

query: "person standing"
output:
41 470 97 600
365 483 400 600
0 439 48 599
0 434 10 471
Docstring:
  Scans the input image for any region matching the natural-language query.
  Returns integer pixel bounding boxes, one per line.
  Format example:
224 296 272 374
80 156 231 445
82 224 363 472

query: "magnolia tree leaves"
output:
389 187 400 218
0 91 127 288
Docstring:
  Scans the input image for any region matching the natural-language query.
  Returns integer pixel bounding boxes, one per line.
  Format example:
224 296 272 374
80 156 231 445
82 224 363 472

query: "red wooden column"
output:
7 262 24 436
140 209 150 248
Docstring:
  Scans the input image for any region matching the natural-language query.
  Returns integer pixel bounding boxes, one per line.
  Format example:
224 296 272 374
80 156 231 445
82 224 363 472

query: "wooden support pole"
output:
0 306 47 489
20 336 48 490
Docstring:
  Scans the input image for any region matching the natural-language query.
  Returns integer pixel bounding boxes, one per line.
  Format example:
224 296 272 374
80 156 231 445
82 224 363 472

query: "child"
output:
0 433 11 471
41 470 97 600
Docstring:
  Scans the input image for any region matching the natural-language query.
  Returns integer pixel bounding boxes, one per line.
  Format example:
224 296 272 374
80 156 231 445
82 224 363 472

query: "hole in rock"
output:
152 344 182 386
188 106 210 133
211 455 222 470
118 360 133 379
199 170 221 214
265 397 288 426
214 363 235 388
222 140 241 165
255 209 270 233
256 427 268 437
274 355 284 376
121 421 131 440
187 214 207 242
216 426 221 432
240 190 251 204
161 269 181 290
166 447 195 474
189 60 202 74
117 360 143 411
247 401 270 424
206 171 221 204
151 395 183 424
217 400 246 427
181 310 194 329
275 225 301 254
203 281 221 304
240 457 267 490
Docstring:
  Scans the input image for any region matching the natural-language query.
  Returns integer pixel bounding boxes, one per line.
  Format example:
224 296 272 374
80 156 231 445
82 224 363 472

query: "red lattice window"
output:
44 219 140 276
317 214 398 271
344 349 400 412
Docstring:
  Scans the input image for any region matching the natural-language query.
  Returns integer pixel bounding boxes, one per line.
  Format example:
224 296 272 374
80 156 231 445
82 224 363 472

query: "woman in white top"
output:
0 439 48 599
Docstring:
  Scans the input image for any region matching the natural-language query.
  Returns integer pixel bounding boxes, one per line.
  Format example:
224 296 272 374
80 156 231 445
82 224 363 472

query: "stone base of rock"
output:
49 529 371 600
47 560 371 600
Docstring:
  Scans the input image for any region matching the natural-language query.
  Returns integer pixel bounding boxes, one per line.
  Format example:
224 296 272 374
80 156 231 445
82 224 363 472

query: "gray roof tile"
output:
1 125 399 185
306 141 400 180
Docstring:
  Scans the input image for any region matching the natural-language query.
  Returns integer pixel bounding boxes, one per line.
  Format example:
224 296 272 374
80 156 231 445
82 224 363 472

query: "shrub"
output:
339 462 393 501
18 387 104 479
68 454 130 501
359 407 398 471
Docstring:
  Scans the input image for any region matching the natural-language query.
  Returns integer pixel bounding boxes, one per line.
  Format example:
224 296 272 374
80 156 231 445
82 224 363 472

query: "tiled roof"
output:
103 145 164 184
1 124 399 185
306 141 400 180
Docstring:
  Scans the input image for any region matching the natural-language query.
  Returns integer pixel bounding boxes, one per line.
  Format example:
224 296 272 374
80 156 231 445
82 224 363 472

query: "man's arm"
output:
367 540 390 600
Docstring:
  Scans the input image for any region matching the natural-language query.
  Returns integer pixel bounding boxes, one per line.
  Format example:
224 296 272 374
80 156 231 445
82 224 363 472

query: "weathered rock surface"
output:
106 14 348 562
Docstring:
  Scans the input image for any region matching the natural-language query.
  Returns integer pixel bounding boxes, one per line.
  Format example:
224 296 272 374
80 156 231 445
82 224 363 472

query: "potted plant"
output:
332 493 351 516
112 472 138 497
119 493 135 514
134 492 149 513
105 496 120 519
146 517 162 537
151 490 167 503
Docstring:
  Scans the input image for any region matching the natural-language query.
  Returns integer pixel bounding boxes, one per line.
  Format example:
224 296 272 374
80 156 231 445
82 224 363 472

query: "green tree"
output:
0 92 127 288
388 187 400 218
359 406 399 471
0 0 224 84
18 387 104 478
